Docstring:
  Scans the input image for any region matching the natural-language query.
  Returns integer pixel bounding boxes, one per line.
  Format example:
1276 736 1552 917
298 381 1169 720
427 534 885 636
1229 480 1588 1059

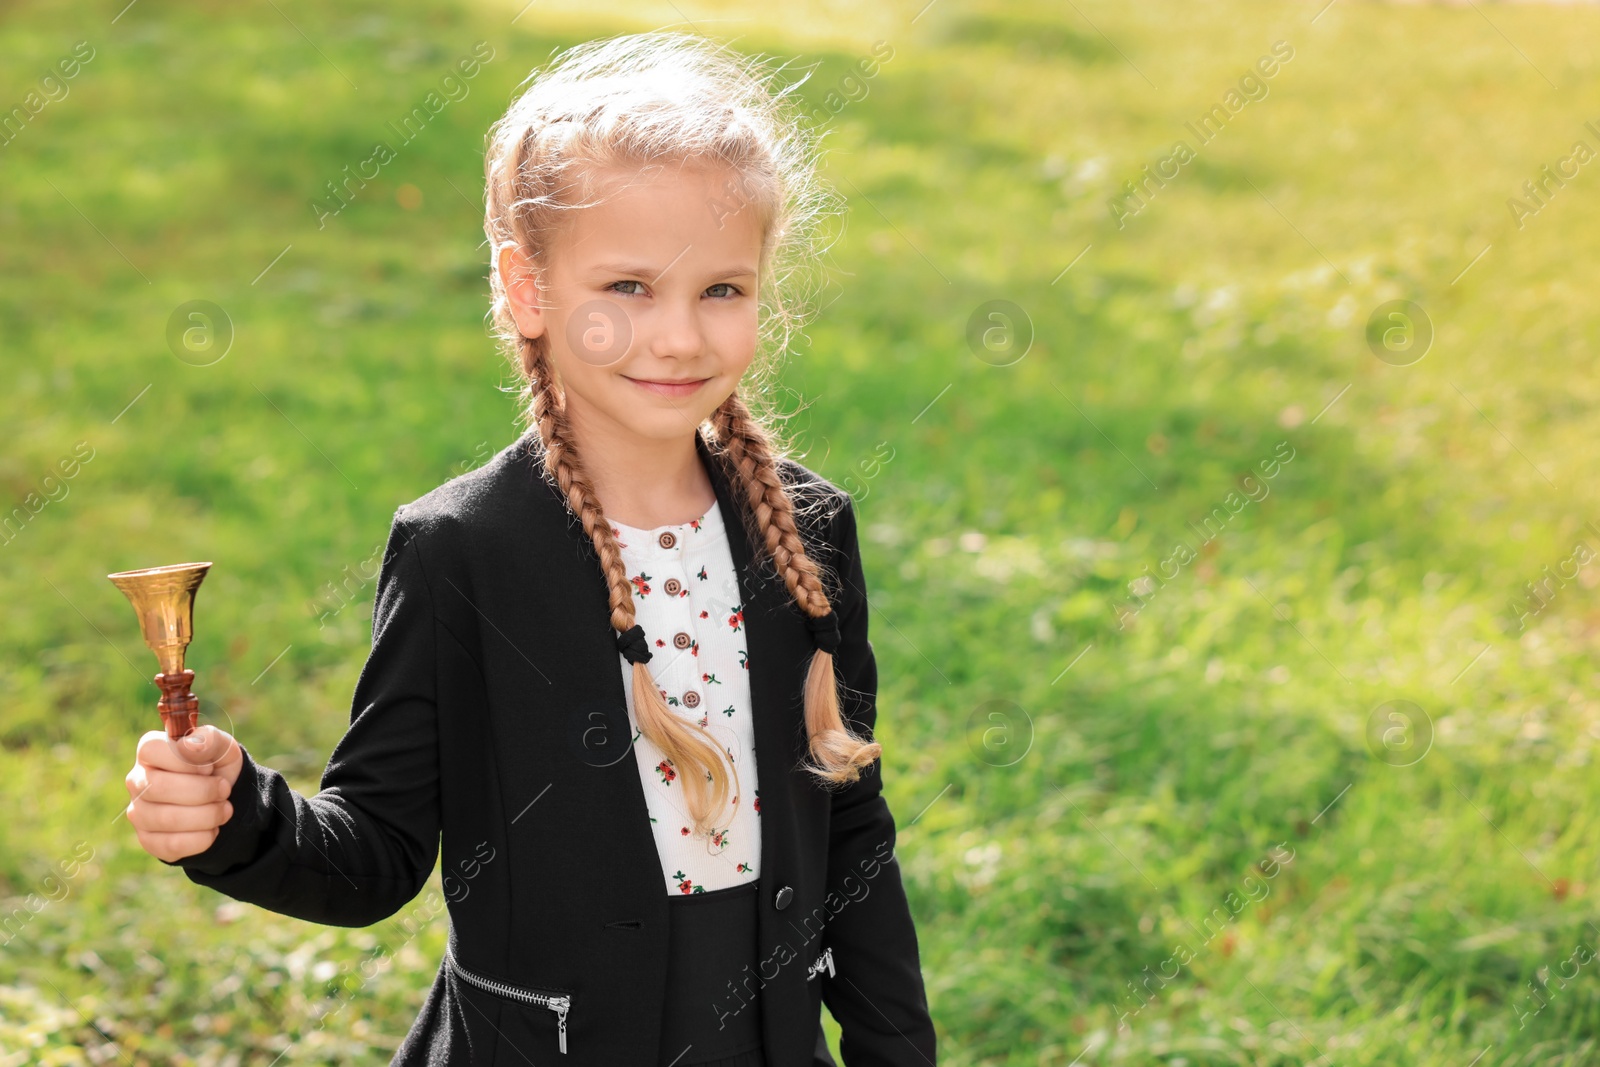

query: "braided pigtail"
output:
710 393 882 786
524 341 740 838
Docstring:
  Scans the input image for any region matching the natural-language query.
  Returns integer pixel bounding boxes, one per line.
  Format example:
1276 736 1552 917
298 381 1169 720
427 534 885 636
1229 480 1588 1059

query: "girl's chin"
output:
566 378 737 432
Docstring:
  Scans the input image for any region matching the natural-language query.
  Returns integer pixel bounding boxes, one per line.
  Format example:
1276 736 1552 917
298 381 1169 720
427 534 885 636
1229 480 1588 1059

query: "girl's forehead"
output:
552 165 764 270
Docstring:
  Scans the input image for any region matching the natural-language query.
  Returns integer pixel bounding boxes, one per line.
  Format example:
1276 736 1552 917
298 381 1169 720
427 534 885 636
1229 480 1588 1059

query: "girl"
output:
124 30 937 1067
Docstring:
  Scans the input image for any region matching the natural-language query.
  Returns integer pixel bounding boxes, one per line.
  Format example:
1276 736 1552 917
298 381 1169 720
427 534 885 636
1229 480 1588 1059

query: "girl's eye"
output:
706 283 740 298
610 280 646 296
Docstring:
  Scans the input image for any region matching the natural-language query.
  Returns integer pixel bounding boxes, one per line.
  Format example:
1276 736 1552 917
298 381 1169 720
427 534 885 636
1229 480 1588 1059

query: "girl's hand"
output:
125 726 243 863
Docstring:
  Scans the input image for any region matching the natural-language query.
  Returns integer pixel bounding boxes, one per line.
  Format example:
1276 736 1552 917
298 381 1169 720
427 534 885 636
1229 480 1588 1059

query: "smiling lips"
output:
624 376 711 398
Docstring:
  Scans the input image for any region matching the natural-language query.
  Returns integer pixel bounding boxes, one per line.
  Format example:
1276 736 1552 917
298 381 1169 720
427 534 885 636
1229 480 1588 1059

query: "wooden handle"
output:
154 669 199 741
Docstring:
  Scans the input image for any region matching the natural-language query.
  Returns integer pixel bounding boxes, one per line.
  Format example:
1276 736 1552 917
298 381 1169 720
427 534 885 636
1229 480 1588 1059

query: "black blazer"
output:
170 429 938 1066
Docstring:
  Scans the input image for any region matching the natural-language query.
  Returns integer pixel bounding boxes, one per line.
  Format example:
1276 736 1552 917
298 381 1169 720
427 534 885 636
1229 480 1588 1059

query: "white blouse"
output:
611 501 763 896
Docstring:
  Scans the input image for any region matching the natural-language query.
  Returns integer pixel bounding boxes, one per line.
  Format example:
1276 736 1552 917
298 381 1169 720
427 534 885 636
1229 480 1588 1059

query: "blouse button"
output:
682 690 701 709
658 531 677 549
664 578 683 596
672 632 692 650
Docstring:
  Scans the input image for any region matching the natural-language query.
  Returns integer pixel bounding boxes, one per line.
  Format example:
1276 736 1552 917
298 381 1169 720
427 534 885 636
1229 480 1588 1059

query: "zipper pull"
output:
554 996 570 1053
822 947 835 978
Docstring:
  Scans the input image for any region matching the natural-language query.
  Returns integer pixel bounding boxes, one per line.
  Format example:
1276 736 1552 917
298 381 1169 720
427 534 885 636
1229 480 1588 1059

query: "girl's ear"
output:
498 244 547 340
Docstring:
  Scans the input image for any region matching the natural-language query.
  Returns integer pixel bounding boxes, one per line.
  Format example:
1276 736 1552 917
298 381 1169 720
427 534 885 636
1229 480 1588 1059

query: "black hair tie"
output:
617 623 654 665
805 610 841 655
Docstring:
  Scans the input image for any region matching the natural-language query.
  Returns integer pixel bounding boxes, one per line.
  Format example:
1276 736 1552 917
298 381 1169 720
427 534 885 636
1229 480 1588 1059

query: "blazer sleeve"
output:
164 510 442 927
818 492 939 1066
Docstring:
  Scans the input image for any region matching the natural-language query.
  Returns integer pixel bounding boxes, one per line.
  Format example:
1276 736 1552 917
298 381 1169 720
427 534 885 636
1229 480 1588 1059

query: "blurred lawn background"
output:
3 0 1600 1063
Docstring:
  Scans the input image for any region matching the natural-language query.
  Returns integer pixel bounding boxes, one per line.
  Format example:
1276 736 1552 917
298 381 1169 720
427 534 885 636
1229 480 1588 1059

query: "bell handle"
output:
154 669 199 741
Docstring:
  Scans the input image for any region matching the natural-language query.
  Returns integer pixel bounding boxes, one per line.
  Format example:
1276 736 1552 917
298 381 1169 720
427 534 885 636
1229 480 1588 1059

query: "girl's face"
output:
499 161 764 449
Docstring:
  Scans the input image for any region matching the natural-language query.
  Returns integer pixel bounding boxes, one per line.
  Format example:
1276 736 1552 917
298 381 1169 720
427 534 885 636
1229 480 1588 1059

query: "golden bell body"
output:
108 562 212 741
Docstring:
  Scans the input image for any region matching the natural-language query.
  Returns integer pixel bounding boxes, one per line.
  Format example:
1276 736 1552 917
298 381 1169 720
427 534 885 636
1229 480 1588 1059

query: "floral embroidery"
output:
615 503 761 895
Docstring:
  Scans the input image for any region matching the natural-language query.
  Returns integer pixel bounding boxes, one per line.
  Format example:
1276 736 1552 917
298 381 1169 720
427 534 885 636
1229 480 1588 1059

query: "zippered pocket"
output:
445 945 572 1054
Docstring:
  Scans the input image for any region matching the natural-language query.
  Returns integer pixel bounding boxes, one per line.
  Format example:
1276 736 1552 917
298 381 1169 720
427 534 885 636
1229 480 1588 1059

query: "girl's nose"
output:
646 298 707 361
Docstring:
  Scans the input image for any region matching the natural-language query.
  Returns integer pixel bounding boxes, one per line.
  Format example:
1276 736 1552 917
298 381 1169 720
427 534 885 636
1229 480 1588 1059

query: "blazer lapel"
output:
696 431 815 970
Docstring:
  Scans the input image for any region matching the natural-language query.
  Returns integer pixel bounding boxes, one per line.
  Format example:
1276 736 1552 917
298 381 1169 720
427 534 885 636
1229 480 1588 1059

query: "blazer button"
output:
774 885 793 910
664 578 683 596
658 531 677 549
672 632 692 650
682 690 701 708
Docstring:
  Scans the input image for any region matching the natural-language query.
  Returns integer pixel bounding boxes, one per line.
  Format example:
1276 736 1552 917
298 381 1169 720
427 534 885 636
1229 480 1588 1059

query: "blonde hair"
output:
482 31 880 837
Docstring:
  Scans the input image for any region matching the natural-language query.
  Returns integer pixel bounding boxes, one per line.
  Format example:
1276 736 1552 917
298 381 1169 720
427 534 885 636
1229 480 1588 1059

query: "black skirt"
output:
658 878 767 1067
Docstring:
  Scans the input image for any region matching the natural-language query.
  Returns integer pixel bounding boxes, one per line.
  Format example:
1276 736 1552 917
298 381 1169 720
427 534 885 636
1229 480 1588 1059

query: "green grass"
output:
4 0 1600 1063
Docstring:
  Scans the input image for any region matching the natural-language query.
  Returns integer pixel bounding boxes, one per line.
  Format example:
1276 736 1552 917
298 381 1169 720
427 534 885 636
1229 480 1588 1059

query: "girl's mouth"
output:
623 376 712 398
